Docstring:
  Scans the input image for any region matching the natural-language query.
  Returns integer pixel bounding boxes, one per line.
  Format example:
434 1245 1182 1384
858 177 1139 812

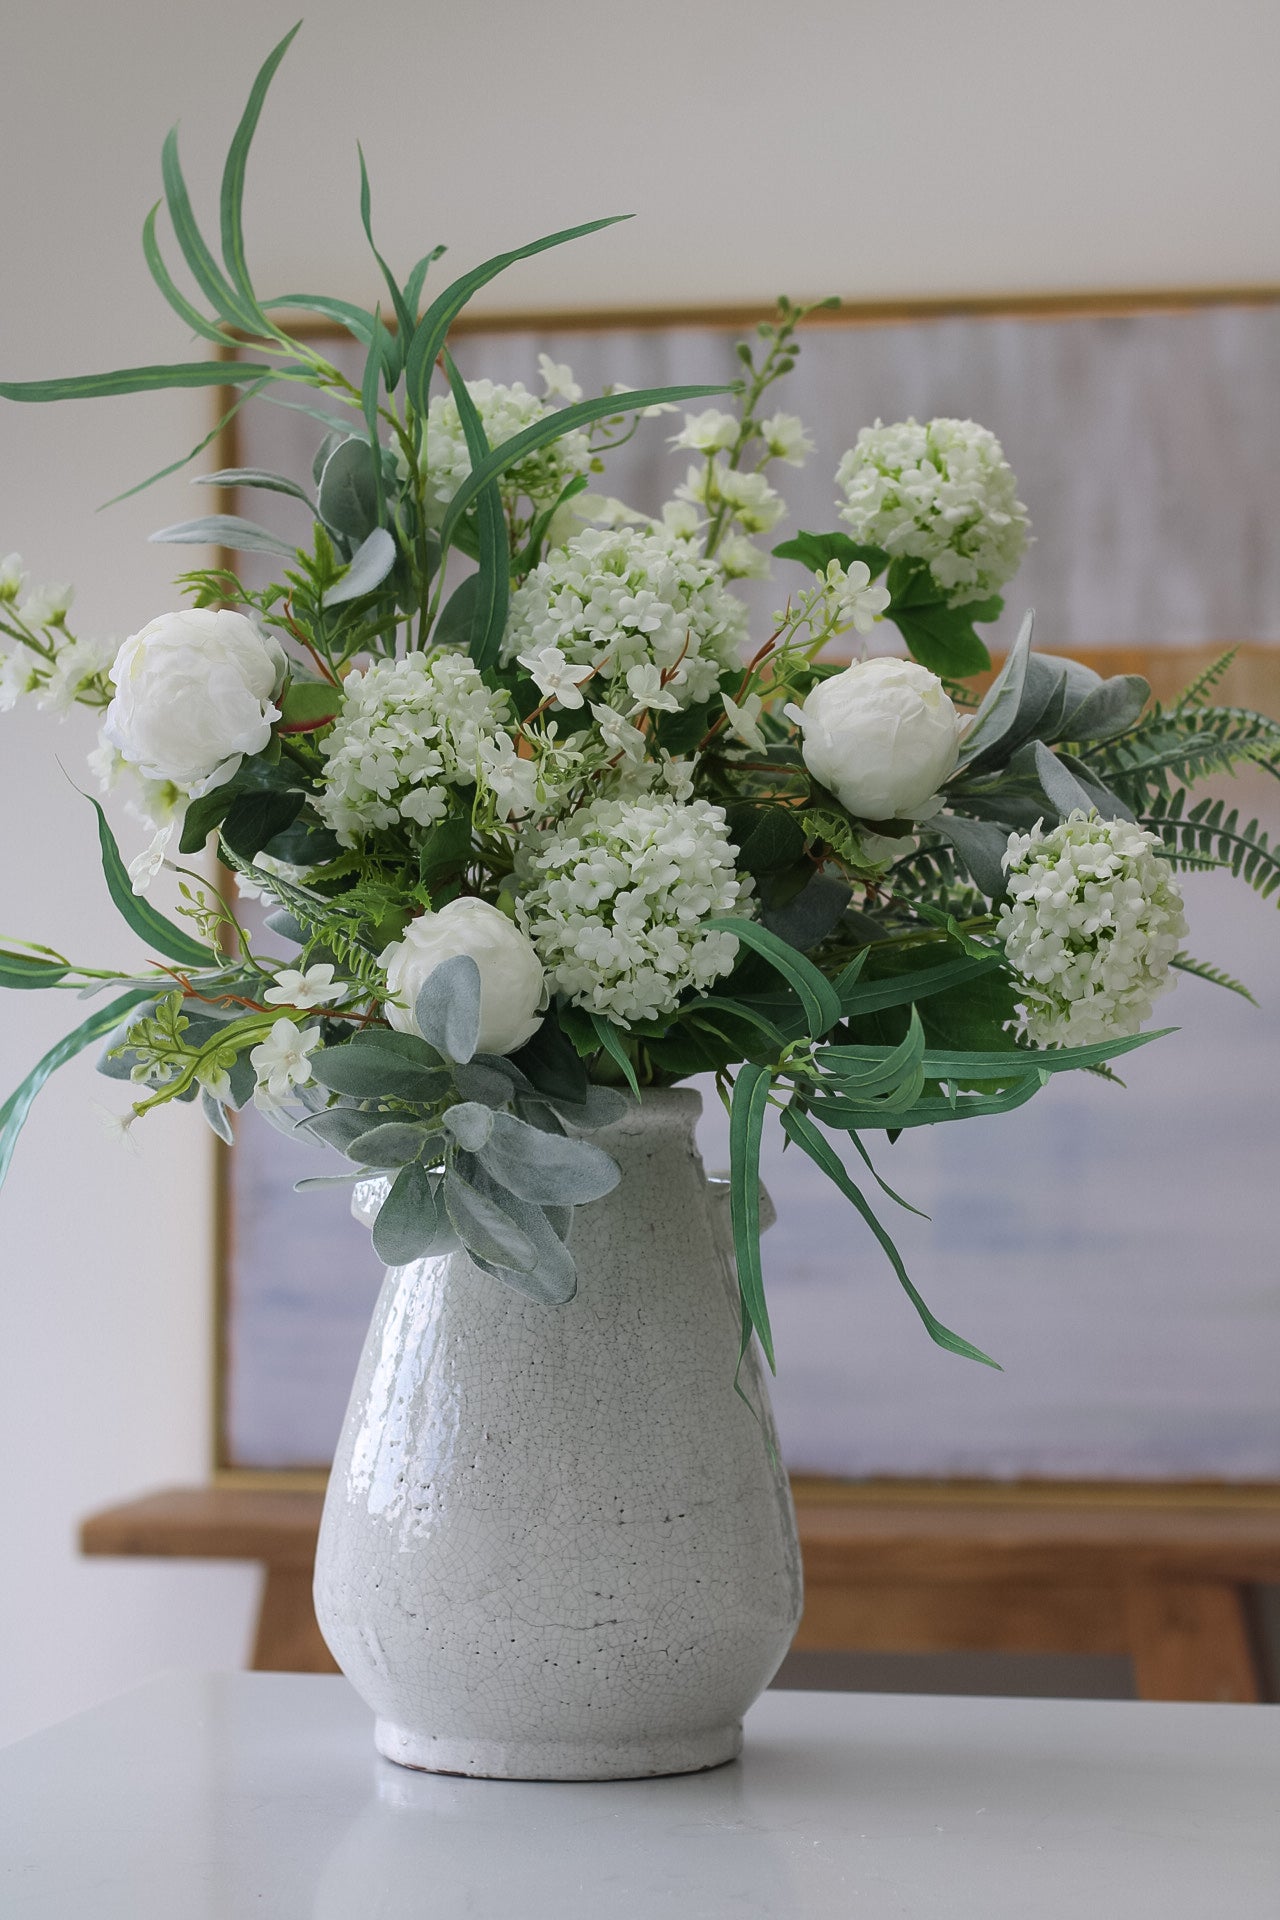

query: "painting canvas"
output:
217 297 1280 1478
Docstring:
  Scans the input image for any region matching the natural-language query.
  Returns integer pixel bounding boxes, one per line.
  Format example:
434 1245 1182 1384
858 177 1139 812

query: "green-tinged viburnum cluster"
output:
2 27 1278 1377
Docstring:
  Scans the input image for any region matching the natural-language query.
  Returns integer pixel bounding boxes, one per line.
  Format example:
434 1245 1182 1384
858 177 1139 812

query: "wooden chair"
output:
80 1478 1280 1701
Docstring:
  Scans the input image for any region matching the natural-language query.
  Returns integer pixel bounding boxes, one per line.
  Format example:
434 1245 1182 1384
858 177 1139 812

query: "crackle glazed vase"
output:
313 1087 803 1781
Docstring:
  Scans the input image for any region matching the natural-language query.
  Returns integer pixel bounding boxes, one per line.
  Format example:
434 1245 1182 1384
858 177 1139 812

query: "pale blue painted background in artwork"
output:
223 307 1280 1474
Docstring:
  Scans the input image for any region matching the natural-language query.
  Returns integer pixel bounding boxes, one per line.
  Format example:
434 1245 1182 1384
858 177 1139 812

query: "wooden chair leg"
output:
251 1565 340 1674
1125 1580 1261 1702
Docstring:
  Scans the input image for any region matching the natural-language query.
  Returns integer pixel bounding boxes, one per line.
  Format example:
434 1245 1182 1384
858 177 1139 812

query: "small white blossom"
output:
999 812 1187 1047
722 691 766 750
759 412 814 466
317 652 510 844
660 498 703 541
0 553 27 602
819 558 892 634
517 794 749 1026
503 525 747 718
263 964 350 1009
537 353 582 404
127 822 177 895
835 417 1030 606
18 582 74 628
670 408 740 454
590 701 648 764
475 732 541 817
36 632 118 713
676 461 786 535
625 662 680 715
250 1019 322 1109
95 1103 141 1151
717 534 771 581
0 647 39 711
516 644 595 710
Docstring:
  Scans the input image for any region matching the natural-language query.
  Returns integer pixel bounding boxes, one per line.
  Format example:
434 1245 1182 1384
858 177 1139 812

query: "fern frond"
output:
1173 648 1238 712
1170 951 1258 1004
1142 791 1280 902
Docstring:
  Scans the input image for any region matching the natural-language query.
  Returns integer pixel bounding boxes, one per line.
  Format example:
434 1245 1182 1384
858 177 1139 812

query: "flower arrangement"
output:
3 28 1279 1377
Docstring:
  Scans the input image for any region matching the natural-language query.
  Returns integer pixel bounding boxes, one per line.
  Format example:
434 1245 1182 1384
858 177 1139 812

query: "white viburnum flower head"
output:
670 408 740 454
998 812 1187 1048
412 378 592 527
502 524 747 716
102 608 286 797
380 897 545 1057
759 412 814 466
819 558 892 634
316 651 510 844
250 1019 322 1110
263 964 351 1009
788 657 962 821
516 794 749 1027
835 416 1030 606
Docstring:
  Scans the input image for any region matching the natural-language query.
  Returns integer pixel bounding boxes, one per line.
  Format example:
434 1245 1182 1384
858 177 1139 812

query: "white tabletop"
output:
2 1673 1277 1918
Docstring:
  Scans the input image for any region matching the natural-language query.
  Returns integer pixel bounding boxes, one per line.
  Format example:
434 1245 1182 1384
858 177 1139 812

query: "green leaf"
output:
957 609 1034 769
150 513 298 556
372 1163 455 1265
402 245 447 319
706 916 842 1039
0 949 71 990
278 680 340 728
772 530 888 577
587 1011 641 1099
0 988 154 1191
1170 951 1257 1004
101 375 277 508
437 382 731 556
404 215 633 418
140 201 230 346
0 360 274 404
316 438 381 544
356 146 413 372
261 293 376 346
780 1105 999 1368
87 796 215 968
890 600 991 679
325 527 397 606
729 1062 776 1371
220 24 302 320
194 467 315 508
220 788 305 861
433 574 481 650
161 124 262 333
441 352 508 670
728 807 808 875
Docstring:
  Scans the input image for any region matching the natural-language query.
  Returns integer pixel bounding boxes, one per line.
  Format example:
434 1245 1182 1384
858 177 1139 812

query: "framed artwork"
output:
211 291 1280 1486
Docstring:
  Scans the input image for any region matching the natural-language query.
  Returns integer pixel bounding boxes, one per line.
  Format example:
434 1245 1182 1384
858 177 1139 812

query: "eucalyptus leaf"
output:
957 609 1034 768
414 954 482 1065
708 916 842 1038
0 949 70 989
729 1062 775 1371
1061 674 1150 744
441 351 507 670
87 795 214 969
0 361 274 405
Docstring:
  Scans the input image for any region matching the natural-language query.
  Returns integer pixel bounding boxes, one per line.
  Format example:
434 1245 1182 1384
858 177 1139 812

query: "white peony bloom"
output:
263 964 350 1009
101 608 285 797
998 812 1187 1048
380 897 545 1057
788 657 962 821
250 1019 322 1110
502 525 747 716
835 416 1030 606
517 794 748 1027
317 651 510 844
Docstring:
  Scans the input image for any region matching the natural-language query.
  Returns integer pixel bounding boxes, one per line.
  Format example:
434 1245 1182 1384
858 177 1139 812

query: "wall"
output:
1 0 1278 1744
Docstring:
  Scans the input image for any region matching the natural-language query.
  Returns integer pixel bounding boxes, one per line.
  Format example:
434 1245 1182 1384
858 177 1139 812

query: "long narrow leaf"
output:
441 350 507 668
729 1063 776 1371
781 1105 999 1368
817 1025 1169 1082
141 202 229 346
150 514 298 557
0 988 154 1190
587 1012 640 1099
437 383 730 554
220 24 301 317
357 146 413 375
87 797 215 968
0 950 71 989
260 294 376 346
0 360 274 403
706 916 842 1039
403 215 632 417
841 950 1003 1015
102 374 277 508
161 126 260 332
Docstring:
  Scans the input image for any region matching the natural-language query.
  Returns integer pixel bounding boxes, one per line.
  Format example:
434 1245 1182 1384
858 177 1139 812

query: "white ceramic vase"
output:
313 1086 803 1781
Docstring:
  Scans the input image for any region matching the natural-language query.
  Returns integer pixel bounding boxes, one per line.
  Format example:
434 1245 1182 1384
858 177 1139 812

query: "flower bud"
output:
380 898 546 1058
790 656 962 820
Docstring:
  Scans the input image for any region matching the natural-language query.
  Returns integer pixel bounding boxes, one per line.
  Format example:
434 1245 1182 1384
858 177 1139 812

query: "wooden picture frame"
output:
206 289 1280 1519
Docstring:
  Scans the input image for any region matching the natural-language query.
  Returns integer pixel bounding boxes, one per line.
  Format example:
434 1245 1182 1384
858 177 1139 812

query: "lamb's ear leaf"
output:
443 1165 539 1271
0 988 154 1191
414 954 482 1066
372 1163 457 1265
475 1112 620 1205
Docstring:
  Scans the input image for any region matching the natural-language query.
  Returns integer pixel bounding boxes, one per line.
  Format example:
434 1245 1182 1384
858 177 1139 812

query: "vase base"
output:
373 1717 744 1781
